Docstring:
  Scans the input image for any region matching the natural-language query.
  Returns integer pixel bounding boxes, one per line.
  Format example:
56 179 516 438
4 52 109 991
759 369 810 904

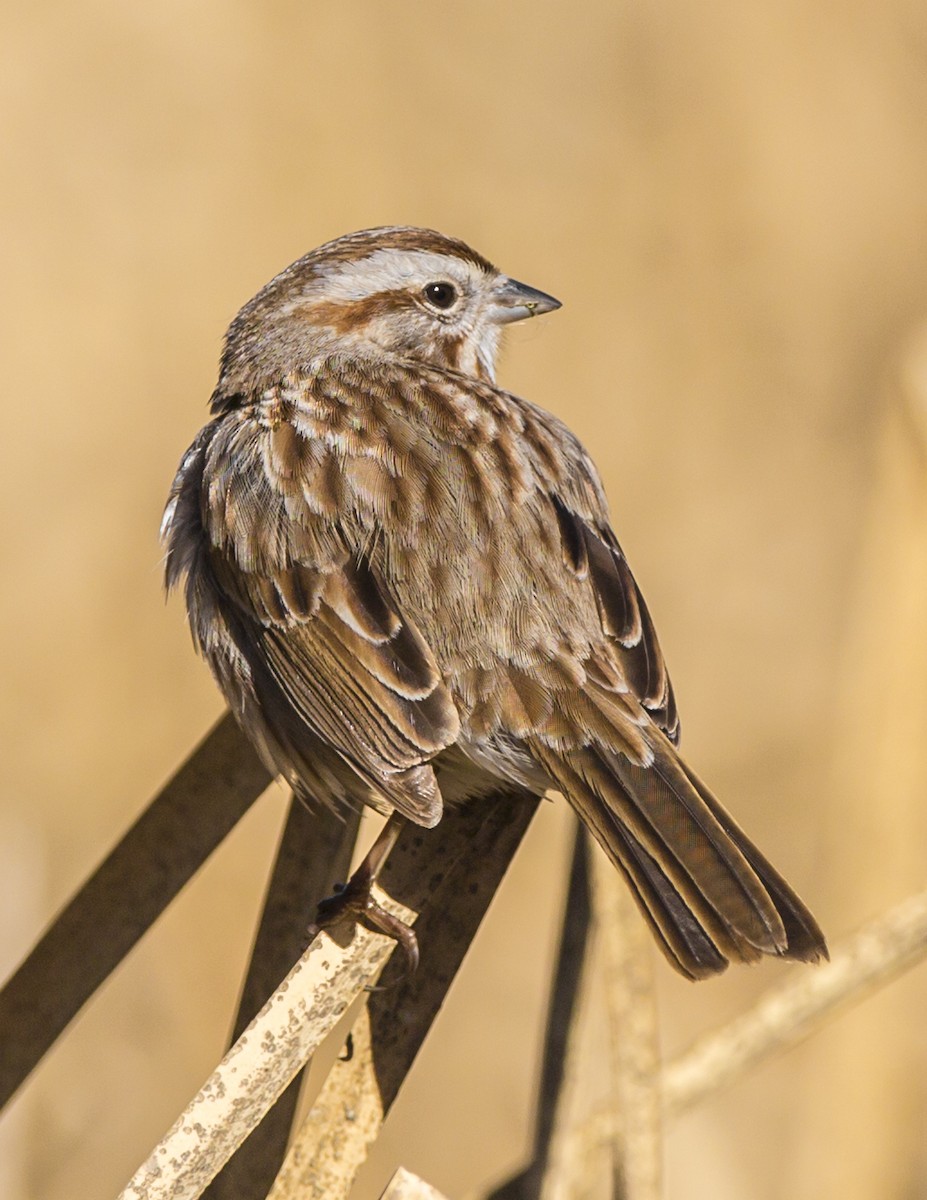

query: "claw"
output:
305 811 417 977
361 900 420 974
308 883 420 981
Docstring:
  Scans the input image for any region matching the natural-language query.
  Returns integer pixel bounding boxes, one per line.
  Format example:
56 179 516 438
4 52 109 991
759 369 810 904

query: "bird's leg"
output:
308 811 419 971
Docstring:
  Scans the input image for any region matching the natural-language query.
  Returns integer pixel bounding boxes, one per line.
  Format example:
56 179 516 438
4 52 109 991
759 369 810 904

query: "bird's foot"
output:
307 859 419 976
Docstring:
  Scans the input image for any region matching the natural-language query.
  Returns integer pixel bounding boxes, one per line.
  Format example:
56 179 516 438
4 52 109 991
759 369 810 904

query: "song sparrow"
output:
162 226 826 980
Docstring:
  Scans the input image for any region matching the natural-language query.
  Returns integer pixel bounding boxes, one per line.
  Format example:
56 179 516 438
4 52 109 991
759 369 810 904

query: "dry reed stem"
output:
482 824 594 1200
118 793 538 1200
663 886 927 1114
589 843 662 1199
379 1167 451 1199
568 884 927 1161
268 792 539 1200
117 890 414 1200
0 712 272 1110
268 1002 383 1200
203 798 362 1199
536 838 608 1200
535 840 663 1200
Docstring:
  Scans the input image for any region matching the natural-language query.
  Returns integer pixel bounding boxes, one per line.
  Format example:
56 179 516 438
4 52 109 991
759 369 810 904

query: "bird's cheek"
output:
438 332 467 372
361 313 413 355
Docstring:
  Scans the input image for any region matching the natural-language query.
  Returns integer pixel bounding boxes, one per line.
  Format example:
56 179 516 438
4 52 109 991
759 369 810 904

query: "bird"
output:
162 225 827 980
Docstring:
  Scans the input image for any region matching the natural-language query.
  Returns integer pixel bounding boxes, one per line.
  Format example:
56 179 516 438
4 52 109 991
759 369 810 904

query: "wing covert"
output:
551 495 679 741
210 547 461 826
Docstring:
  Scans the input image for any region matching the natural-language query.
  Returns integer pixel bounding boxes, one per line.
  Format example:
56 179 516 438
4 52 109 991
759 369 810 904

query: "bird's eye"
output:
422 281 458 310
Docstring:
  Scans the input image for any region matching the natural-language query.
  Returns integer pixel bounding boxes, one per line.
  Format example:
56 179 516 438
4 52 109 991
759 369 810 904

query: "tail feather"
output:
530 732 827 979
605 745 788 953
677 758 828 965
598 817 731 980
576 743 785 955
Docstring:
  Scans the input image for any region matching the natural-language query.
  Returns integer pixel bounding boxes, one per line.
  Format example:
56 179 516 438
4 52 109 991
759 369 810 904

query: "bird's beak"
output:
491 276 562 325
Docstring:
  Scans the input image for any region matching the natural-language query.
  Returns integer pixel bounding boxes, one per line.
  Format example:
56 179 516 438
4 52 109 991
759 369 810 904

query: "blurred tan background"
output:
2 3 927 1197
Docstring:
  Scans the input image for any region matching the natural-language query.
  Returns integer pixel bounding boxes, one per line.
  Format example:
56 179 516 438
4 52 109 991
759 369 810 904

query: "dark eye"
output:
422 281 457 310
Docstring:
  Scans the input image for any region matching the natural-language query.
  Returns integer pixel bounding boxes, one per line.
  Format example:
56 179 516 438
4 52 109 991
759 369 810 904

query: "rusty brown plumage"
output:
162 225 826 980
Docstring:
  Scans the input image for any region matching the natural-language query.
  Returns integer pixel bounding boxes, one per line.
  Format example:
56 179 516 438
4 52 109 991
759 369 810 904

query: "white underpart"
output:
475 322 502 382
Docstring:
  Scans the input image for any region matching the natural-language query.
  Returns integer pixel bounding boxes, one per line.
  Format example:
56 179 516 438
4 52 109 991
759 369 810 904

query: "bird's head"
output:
216 226 561 394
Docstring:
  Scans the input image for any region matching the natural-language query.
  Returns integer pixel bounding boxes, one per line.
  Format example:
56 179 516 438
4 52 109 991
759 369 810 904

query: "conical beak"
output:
491 276 562 325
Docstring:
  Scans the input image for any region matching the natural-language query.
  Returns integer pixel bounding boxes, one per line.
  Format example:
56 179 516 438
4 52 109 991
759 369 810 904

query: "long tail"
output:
530 732 827 980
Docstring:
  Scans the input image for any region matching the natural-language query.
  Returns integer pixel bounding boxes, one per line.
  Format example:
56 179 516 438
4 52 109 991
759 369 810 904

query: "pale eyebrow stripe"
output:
318 249 480 301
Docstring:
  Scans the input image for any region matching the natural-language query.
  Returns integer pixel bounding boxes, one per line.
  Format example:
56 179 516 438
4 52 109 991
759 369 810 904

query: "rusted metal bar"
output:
268 790 539 1200
118 885 415 1200
117 791 538 1200
484 822 594 1200
0 712 271 1110
204 795 362 1200
486 830 664 1200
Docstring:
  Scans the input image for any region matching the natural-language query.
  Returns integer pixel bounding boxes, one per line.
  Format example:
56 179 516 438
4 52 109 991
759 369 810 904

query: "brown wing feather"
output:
164 418 460 826
537 492 825 978
550 496 678 740
220 553 461 827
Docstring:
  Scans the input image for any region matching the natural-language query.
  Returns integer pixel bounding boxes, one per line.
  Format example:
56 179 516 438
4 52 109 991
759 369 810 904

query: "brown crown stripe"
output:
308 226 496 274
